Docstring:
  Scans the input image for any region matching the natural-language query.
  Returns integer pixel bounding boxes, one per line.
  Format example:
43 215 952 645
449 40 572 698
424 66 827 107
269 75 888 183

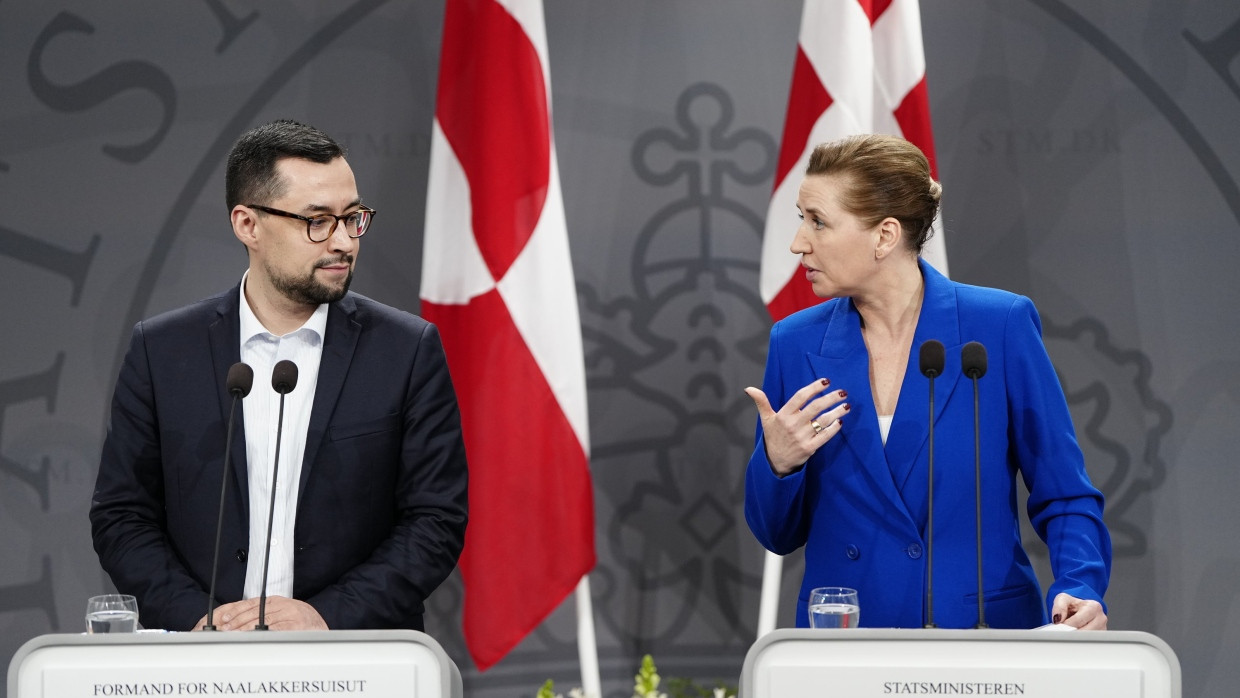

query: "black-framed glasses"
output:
247 204 376 242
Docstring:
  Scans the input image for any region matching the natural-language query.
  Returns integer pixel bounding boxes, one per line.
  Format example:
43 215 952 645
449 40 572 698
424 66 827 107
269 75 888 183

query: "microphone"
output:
204 362 253 631
961 341 989 628
919 339 945 379
918 340 944 628
256 359 298 630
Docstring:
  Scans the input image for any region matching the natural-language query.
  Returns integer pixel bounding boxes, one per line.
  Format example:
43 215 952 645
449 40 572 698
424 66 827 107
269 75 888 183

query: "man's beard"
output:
267 255 354 306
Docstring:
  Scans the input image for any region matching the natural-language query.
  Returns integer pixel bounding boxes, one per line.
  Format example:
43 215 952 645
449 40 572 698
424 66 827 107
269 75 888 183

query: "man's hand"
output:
193 597 328 631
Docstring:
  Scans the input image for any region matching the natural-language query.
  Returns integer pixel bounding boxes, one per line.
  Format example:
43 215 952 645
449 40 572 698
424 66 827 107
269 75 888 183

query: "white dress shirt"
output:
238 273 328 600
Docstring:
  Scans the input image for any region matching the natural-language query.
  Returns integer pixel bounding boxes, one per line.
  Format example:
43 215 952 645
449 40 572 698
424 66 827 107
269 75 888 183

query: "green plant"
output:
633 654 665 698
536 679 558 698
664 677 738 698
537 654 736 698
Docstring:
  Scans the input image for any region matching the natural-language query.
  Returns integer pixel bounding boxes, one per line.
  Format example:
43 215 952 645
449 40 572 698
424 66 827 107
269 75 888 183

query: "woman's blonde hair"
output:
806 134 941 253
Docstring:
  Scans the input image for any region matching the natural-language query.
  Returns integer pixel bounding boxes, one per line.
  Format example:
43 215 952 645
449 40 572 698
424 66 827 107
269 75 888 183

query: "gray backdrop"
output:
2 1 1238 696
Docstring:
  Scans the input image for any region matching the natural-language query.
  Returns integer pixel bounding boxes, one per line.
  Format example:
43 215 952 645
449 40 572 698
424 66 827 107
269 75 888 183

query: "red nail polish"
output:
843 404 850 412
820 378 829 386
1053 614 1061 624
839 390 848 399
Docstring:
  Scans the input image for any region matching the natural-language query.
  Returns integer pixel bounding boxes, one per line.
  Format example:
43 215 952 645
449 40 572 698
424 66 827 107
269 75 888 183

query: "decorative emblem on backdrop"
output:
0 1 385 638
576 82 776 648
1039 316 1172 557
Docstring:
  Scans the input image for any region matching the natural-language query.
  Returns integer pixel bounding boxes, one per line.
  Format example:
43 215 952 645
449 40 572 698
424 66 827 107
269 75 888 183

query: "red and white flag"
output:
421 0 595 671
760 0 947 322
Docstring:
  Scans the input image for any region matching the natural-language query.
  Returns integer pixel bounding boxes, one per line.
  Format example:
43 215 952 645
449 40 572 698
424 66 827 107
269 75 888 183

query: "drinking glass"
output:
808 587 859 628
85 594 139 633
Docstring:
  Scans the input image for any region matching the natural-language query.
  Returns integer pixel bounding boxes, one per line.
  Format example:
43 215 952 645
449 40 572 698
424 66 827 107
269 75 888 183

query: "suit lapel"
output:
209 287 249 513
805 300 910 519
802 261 969 528
298 294 360 504
884 260 965 498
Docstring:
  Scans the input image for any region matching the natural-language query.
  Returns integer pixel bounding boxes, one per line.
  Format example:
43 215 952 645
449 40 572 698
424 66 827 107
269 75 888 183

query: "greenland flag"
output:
760 0 947 322
420 0 595 671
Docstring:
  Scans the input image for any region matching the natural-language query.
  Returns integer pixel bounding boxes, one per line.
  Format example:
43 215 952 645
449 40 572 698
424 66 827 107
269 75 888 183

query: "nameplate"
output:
9 631 454 698
741 629 1180 698
768 666 1137 696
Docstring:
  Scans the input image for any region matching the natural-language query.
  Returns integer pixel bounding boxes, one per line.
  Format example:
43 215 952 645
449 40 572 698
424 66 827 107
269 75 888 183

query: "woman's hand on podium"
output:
1050 593 1108 630
193 597 328 631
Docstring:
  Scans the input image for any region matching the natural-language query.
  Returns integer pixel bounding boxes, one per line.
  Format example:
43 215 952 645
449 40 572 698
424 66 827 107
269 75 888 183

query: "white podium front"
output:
740 629 1180 698
8 630 462 698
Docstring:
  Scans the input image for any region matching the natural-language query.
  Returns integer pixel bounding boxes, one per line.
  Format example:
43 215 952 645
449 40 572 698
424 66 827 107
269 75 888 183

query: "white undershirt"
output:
238 272 328 600
878 414 894 446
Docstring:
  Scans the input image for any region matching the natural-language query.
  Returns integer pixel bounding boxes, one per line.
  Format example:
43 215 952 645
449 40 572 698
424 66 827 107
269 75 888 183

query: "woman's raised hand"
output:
745 378 850 476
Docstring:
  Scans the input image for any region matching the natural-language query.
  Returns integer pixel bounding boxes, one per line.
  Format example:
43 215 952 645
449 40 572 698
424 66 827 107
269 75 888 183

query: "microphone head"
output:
962 341 988 378
271 360 299 395
919 339 945 378
226 362 254 397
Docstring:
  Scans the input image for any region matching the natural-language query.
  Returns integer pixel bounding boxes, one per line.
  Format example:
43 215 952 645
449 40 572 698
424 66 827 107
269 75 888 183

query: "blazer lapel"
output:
297 294 360 504
208 287 249 514
805 300 910 519
884 260 966 499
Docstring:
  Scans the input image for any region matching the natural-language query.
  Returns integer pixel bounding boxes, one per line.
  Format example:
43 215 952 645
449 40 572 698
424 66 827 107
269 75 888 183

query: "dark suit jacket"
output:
90 285 469 631
745 260 1111 629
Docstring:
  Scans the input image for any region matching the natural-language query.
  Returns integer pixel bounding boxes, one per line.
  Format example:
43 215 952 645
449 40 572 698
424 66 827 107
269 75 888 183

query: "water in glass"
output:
87 609 138 633
808 586 859 628
809 602 860 628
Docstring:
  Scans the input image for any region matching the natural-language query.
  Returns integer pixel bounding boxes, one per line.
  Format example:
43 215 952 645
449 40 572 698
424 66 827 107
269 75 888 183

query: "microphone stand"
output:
257 360 297 630
971 368 987 628
925 368 937 628
962 341 989 629
918 340 944 629
254 391 285 631
204 363 252 631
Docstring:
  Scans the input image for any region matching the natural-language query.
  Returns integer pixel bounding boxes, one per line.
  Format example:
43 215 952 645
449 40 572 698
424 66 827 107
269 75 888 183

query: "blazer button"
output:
906 543 923 559
845 544 860 560
235 548 247 563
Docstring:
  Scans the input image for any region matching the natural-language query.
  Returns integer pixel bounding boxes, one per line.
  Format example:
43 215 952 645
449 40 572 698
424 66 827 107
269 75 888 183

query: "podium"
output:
740 628 1180 697
7 630 462 698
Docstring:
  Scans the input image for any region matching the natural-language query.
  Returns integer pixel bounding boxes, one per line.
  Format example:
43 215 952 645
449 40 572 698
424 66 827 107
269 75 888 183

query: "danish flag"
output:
760 0 947 322
420 0 595 671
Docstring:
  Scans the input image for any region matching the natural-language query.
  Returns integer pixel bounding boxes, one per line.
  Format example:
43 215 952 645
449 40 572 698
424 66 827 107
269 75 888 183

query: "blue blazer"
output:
90 286 469 631
745 260 1111 629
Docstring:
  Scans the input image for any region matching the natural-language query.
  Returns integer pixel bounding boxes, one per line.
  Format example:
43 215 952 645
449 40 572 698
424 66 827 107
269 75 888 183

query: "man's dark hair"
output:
225 119 346 209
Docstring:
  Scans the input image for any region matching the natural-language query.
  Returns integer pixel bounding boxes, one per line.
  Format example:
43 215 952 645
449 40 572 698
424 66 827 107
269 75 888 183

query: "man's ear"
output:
231 205 259 251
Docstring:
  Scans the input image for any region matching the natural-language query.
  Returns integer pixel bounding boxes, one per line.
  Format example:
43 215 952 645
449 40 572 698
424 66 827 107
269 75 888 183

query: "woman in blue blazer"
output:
744 134 1111 630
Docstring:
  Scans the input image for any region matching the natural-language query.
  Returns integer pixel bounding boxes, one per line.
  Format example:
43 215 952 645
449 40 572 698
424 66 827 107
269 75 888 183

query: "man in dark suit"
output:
90 119 468 632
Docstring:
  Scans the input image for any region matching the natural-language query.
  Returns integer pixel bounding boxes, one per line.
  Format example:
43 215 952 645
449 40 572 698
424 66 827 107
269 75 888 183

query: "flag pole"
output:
575 575 601 696
757 549 783 637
